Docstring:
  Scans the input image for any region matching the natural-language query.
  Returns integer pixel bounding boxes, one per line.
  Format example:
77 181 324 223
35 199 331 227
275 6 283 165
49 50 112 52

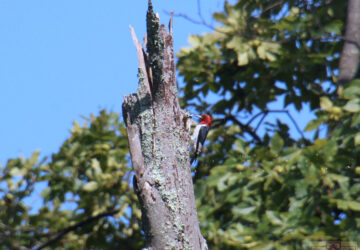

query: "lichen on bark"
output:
122 1 207 249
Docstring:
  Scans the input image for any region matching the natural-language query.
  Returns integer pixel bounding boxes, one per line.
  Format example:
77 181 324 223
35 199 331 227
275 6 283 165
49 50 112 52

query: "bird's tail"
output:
190 153 198 165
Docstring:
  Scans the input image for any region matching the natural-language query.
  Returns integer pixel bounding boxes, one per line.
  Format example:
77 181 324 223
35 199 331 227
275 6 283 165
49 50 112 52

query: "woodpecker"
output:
190 114 212 164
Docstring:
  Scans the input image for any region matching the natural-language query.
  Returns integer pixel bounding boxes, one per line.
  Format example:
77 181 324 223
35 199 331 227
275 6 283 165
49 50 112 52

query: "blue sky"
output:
0 0 318 166
0 0 229 164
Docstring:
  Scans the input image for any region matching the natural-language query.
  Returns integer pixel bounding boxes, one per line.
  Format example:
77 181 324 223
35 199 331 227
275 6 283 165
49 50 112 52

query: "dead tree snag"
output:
122 1 207 249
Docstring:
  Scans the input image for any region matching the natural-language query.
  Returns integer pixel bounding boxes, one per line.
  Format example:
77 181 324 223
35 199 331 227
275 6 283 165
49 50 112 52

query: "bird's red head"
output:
199 114 212 127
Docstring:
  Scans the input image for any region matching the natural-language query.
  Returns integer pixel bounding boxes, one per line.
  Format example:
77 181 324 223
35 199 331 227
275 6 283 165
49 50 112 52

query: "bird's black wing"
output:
190 126 209 164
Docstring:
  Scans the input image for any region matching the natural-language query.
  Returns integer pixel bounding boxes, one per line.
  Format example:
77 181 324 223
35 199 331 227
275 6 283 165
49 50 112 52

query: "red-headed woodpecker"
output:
190 114 212 164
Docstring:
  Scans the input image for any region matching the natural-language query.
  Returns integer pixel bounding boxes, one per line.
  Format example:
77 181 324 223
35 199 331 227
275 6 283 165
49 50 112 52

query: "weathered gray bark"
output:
338 0 360 84
327 0 360 138
122 1 206 249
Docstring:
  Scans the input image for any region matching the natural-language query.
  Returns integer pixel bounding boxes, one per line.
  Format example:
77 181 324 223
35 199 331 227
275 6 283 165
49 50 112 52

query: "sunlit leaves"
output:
320 96 333 111
226 36 255 66
179 0 359 248
1 0 360 249
343 99 360 112
192 78 360 248
82 181 99 192
256 42 281 62
304 118 323 131
270 133 284 153
355 133 360 146
333 199 360 212
178 0 346 117
196 127 360 248
342 80 360 99
0 111 143 249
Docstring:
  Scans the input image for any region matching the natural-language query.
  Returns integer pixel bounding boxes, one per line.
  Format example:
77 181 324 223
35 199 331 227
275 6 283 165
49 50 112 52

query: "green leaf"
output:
336 199 348 210
342 86 360 99
295 181 307 198
270 133 284 153
226 36 255 66
41 187 51 200
304 119 323 131
188 35 201 47
237 52 249 66
350 183 360 195
217 172 232 191
344 98 360 112
266 211 283 225
355 133 360 146
234 138 247 154
336 200 360 211
351 113 360 127
9 167 26 176
320 96 333 111
256 42 280 61
82 181 99 192
324 19 343 35
91 158 102 172
356 167 360 176
194 180 207 200
232 206 256 216
213 12 227 23
257 44 267 59
348 201 360 211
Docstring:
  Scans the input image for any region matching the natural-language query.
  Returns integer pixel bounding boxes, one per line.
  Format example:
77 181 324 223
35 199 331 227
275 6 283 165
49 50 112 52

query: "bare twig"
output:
213 115 263 144
248 109 306 139
246 110 267 127
164 10 217 30
260 0 284 17
164 0 226 33
35 209 119 250
197 0 205 24
0 222 48 247
286 110 305 139
214 109 306 142
277 33 360 50
254 113 267 132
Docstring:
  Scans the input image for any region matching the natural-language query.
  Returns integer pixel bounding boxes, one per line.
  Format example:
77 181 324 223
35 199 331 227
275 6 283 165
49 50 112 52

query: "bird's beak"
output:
194 115 202 118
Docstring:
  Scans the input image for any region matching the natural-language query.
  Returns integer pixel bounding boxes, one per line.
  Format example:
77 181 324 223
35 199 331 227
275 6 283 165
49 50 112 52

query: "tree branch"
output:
260 0 284 17
250 110 306 139
246 110 268 127
35 209 119 250
340 35 360 51
254 113 267 132
164 0 226 33
214 109 306 144
164 11 217 31
213 115 263 144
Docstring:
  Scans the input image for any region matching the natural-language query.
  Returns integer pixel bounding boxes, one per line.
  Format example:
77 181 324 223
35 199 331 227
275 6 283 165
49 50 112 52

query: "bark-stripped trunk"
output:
328 0 360 138
122 1 206 249
338 0 360 84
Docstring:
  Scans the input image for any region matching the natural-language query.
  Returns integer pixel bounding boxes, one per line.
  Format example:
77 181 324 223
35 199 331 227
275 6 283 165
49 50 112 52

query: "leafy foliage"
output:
0 110 143 249
177 0 360 248
195 110 360 248
1 0 360 248
178 0 345 114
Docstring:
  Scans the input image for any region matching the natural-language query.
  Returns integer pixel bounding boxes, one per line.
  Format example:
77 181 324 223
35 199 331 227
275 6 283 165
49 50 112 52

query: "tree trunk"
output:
338 0 360 84
122 1 206 249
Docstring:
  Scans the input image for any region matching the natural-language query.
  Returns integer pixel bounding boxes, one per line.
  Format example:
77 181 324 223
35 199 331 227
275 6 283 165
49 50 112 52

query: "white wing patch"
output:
191 124 208 149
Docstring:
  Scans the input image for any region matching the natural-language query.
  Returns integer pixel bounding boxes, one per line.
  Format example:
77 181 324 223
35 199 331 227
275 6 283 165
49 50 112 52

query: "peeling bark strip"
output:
122 1 206 249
